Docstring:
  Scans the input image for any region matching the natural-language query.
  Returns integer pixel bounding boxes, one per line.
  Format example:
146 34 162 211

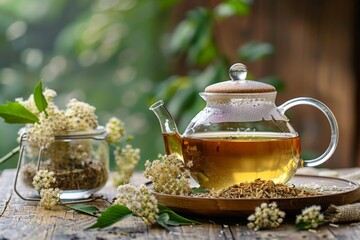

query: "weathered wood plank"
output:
228 223 337 240
0 170 14 218
0 170 150 240
328 223 360 240
1 170 360 239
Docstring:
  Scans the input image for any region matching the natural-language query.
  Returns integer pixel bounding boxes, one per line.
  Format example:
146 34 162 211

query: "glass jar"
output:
18 126 109 199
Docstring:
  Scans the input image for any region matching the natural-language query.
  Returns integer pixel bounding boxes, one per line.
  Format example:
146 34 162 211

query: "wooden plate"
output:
153 175 360 217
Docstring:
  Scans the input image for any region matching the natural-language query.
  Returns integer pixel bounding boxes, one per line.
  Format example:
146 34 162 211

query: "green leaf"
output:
191 187 209 194
156 213 170 230
158 212 184 227
186 8 215 65
238 42 274 61
153 76 191 104
169 7 216 66
295 220 328 230
33 81 48 114
158 204 200 226
86 205 133 229
215 0 251 18
295 222 312 230
170 19 196 53
0 101 39 124
67 204 100 217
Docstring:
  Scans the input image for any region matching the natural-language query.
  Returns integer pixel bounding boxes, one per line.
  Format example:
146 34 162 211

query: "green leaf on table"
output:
156 212 194 230
86 205 133 229
157 204 200 227
158 212 185 227
33 81 48 114
156 213 170 230
67 204 100 217
295 220 328 230
238 42 274 61
0 101 39 124
295 221 312 230
191 187 209 194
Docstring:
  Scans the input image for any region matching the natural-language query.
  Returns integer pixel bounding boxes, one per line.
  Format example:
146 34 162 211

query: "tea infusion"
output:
163 132 301 190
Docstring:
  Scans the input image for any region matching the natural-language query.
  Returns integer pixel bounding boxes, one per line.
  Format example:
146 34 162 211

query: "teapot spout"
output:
149 100 179 135
149 100 183 160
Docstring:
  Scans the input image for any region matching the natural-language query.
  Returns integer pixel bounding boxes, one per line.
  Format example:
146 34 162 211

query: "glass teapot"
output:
150 63 338 190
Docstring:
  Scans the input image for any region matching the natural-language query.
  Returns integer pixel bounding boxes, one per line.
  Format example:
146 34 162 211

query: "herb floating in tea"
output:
211 179 319 199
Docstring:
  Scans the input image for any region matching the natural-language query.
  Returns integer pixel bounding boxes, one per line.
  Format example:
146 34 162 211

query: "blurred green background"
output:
0 0 283 170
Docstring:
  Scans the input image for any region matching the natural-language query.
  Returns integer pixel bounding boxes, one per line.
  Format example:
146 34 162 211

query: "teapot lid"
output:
204 63 276 93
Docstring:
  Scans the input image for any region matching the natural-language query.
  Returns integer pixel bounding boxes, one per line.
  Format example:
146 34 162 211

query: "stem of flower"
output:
0 146 20 165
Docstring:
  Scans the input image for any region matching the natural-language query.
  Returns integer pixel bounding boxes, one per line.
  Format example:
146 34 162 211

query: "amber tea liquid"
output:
163 132 301 190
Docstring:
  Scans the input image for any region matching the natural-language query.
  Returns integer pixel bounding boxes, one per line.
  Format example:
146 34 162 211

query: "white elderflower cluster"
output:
43 88 57 100
33 169 62 209
32 169 56 191
113 145 140 186
66 99 98 131
18 90 101 148
16 88 107 159
18 88 67 148
27 110 67 148
39 188 61 209
105 117 125 144
144 154 192 196
16 88 58 148
247 202 285 231
113 184 159 225
295 205 325 230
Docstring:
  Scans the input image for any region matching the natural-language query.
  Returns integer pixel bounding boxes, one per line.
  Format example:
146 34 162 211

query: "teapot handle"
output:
278 97 339 167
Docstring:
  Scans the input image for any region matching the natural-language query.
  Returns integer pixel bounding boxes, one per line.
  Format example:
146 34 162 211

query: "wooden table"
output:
1 169 360 240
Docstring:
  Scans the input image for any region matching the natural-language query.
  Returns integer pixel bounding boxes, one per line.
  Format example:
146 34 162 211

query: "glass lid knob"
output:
229 63 247 81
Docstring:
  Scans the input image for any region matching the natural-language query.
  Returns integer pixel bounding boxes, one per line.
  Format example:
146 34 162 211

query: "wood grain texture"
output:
175 0 357 167
1 170 360 239
216 0 356 168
